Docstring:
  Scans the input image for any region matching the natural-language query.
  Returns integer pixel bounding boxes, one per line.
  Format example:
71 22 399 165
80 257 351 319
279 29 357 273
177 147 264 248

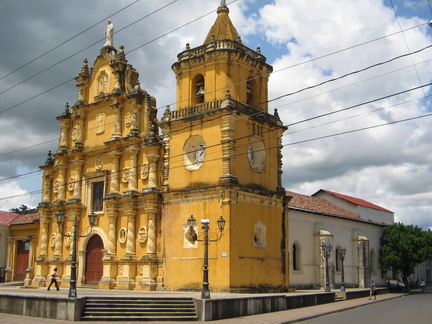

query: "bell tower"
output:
159 1 289 292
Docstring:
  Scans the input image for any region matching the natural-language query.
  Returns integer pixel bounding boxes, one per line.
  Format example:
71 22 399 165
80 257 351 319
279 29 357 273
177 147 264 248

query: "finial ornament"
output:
219 0 227 9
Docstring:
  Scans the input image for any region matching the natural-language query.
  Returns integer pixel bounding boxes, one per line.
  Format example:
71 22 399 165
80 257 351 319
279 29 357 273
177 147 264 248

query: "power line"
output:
389 0 432 112
0 0 179 97
0 6 427 115
1 109 430 203
0 0 140 81
1 46 430 162
1 80 430 190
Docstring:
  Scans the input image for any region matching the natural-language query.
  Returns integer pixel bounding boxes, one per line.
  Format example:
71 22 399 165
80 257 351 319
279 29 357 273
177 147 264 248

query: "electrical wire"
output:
389 0 431 112
0 0 140 81
0 0 179 97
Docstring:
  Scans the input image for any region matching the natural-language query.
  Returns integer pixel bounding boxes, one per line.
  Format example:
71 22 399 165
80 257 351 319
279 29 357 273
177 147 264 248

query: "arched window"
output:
336 247 342 272
370 249 377 275
292 242 301 271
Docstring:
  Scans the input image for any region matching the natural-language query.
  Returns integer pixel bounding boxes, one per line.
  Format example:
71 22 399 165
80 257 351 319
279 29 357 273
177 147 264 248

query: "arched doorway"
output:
85 235 103 284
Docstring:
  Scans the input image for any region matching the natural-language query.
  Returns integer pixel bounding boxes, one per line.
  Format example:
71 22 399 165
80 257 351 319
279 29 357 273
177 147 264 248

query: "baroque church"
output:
31 1 289 292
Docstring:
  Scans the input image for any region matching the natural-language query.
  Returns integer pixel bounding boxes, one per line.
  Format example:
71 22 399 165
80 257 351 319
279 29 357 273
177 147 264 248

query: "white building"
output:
288 190 394 290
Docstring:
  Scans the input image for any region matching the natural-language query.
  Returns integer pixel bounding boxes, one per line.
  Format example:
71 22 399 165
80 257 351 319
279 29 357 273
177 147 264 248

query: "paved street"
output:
300 292 431 324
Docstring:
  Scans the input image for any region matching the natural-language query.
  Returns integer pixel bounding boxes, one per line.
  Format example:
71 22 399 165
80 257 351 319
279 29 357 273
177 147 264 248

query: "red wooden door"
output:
85 235 103 284
14 241 29 281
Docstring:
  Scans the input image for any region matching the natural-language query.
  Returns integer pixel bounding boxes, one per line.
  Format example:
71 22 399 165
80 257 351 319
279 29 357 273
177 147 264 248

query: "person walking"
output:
369 280 376 300
47 268 59 291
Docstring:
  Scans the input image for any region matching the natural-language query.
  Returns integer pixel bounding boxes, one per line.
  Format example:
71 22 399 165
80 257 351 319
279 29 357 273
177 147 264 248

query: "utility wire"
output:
1 46 431 160
1 81 430 188
389 0 432 112
0 0 178 97
1 109 431 203
0 0 140 81
0 8 427 114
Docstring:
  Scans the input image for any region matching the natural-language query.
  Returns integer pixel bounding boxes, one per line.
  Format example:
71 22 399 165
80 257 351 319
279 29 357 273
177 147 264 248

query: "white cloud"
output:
0 181 36 211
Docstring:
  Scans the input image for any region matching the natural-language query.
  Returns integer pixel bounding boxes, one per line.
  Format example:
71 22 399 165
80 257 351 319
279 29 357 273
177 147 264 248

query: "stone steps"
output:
81 297 198 321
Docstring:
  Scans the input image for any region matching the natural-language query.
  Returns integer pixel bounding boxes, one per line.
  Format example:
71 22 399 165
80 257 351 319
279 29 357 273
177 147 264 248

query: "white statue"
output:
104 19 114 47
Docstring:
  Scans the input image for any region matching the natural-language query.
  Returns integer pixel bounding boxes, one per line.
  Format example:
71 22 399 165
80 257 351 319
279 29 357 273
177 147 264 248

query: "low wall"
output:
0 295 85 321
197 293 335 321
345 288 388 300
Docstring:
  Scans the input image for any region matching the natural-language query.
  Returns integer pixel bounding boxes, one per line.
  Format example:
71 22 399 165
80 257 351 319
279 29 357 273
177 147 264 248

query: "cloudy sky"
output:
0 0 431 229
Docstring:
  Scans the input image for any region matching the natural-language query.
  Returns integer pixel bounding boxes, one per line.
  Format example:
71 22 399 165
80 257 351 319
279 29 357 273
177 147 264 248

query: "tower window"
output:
246 77 257 106
192 74 205 105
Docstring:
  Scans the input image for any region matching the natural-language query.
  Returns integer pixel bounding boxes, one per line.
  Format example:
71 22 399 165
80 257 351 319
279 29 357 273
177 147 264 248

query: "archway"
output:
85 235 103 284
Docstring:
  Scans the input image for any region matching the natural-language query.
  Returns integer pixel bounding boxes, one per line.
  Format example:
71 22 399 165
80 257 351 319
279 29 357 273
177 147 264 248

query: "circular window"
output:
183 135 206 171
248 136 265 172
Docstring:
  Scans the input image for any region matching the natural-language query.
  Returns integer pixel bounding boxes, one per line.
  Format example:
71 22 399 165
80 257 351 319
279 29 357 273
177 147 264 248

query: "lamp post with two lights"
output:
186 215 226 299
55 210 97 298
321 243 332 292
337 247 347 291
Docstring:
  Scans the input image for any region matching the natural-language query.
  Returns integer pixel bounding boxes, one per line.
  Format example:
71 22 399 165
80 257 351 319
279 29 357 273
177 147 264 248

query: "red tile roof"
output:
314 189 393 213
0 211 21 226
286 191 362 221
9 212 40 225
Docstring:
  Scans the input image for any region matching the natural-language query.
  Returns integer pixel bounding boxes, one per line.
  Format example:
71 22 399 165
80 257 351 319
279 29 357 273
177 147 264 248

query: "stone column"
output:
58 121 70 152
145 200 158 257
127 147 139 192
108 153 121 195
58 166 67 201
41 172 52 203
129 100 140 136
145 149 160 190
72 161 84 200
106 205 118 255
24 239 34 287
357 239 370 288
219 97 238 184
125 206 136 256
39 216 50 257
111 100 122 139
5 237 14 282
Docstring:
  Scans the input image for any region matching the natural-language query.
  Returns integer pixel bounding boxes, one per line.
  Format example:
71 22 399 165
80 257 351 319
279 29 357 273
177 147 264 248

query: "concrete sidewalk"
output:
0 284 406 323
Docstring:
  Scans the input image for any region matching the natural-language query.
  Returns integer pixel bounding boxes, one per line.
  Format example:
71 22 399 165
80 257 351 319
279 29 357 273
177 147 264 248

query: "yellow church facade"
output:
30 2 289 292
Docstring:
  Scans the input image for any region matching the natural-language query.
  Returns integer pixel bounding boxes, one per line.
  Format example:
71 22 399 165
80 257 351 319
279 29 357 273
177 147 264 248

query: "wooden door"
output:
85 235 103 284
14 240 29 281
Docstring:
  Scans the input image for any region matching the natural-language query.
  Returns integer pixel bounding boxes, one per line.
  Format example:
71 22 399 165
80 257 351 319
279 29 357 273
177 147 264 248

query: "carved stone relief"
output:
138 226 147 243
140 164 149 180
68 177 75 191
95 156 103 170
97 71 109 95
50 233 56 247
96 113 105 134
124 112 132 128
53 179 60 194
254 221 266 249
122 168 129 182
119 228 127 243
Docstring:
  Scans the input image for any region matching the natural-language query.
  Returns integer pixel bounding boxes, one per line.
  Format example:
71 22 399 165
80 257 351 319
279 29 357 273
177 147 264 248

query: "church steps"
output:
81 297 198 321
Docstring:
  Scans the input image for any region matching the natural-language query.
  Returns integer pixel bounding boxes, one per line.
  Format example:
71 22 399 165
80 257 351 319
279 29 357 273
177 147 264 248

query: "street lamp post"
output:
321 243 332 292
337 247 347 291
55 210 97 298
186 215 226 299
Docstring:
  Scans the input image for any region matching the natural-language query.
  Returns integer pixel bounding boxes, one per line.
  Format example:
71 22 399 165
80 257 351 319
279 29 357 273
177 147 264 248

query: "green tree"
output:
380 223 430 292
9 204 38 214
